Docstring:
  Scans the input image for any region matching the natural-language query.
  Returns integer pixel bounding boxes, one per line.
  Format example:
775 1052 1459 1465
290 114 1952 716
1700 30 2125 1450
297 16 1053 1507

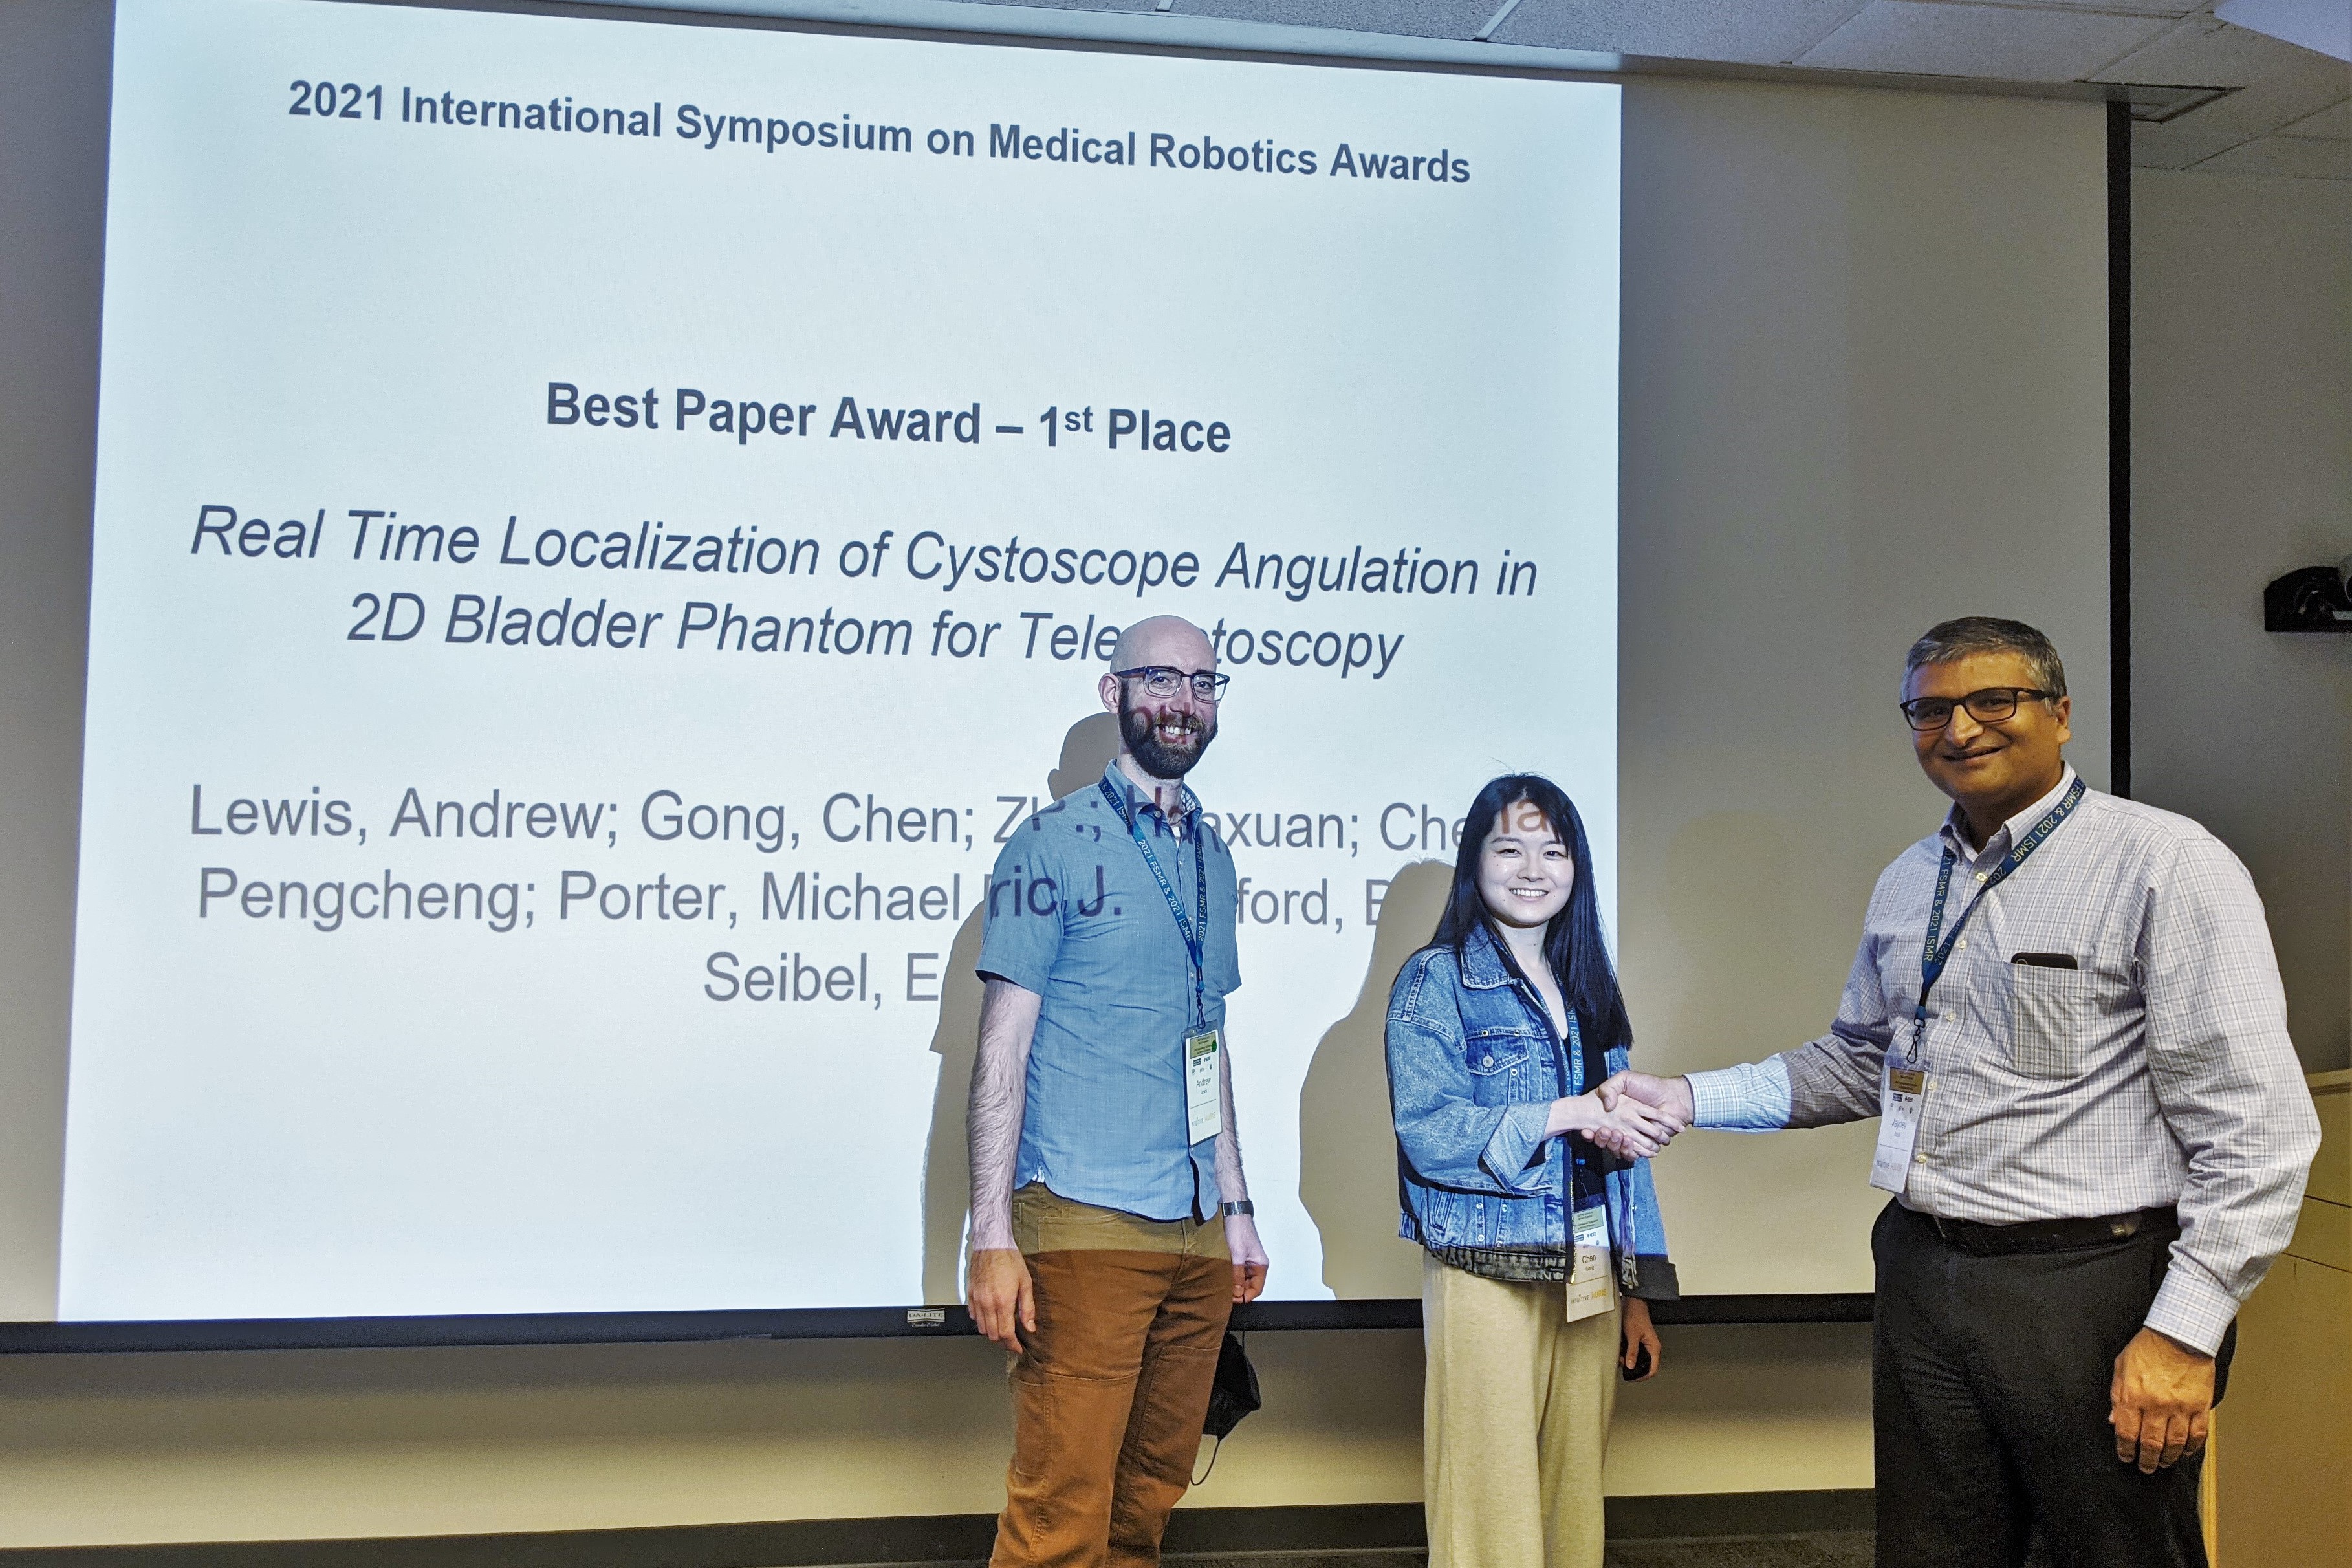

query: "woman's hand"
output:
1543 1090 1679 1159
1621 1296 1662 1381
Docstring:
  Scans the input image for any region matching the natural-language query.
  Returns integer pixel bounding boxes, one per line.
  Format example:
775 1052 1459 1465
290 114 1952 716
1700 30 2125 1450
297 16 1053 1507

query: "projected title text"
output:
282 78 1474 184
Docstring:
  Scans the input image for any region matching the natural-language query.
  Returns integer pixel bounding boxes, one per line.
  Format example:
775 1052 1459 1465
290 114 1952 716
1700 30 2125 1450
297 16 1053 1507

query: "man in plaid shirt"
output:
1606 617 2318 1567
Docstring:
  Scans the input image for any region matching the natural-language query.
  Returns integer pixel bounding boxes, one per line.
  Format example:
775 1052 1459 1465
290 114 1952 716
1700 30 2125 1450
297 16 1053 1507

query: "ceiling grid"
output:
943 0 2350 177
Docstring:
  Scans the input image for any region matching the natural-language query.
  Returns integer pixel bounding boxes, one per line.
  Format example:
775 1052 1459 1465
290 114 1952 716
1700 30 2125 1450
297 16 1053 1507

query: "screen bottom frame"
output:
0 1294 1873 1354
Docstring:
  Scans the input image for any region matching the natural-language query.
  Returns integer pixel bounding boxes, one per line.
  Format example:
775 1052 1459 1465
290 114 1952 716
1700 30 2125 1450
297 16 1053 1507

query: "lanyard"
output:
1100 776 1210 1030
1558 1006 1635 1289
1509 959 1592 1170
1561 1008 1598 1194
1910 775 2085 1060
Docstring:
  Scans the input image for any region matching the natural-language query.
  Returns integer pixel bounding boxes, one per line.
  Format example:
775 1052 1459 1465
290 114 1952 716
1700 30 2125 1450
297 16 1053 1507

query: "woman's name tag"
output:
1185 1029 1221 1146
1565 1199 1613 1322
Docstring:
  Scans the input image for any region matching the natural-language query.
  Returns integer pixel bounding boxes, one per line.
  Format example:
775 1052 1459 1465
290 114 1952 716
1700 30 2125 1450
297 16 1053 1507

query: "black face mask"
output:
1202 1331 1259 1440
1119 687 1215 779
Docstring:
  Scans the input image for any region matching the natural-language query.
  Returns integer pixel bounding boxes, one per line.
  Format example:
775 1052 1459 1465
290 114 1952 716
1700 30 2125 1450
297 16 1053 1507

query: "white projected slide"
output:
65 0 1619 1319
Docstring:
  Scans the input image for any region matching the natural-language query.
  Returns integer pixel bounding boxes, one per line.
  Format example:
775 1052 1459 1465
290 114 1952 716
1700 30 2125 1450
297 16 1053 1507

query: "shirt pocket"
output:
2001 961 2094 1079
1465 1032 1534 1104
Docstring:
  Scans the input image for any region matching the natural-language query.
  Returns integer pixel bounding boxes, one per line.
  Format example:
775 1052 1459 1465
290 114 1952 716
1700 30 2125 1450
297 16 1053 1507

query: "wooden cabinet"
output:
2210 1069 2351 1567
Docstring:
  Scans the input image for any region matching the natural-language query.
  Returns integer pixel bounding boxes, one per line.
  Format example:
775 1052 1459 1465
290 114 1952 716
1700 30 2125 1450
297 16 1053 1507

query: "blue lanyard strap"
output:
1099 776 1210 1029
1562 1008 1600 1197
1913 776 2086 1047
1563 1007 1636 1287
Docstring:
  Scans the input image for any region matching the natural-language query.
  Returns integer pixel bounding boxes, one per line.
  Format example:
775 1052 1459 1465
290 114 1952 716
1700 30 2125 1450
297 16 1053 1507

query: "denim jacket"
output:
1386 922 1679 1298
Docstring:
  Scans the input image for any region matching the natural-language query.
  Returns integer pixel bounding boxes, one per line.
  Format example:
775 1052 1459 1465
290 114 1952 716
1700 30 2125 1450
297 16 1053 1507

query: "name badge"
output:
1185 1029 1221 1146
1869 1064 1930 1193
1565 1199 1613 1323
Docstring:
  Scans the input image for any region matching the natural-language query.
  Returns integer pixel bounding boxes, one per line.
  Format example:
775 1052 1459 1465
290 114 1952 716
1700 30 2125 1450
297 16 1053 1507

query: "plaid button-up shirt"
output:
1690 767 2320 1354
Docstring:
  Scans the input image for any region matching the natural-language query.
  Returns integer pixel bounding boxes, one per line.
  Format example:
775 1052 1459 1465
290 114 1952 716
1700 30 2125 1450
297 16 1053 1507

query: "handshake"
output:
1548 1071 1696 1160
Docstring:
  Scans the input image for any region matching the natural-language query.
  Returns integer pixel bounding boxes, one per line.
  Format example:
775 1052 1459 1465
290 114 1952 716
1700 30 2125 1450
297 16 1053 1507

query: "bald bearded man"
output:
968 616 1269 1568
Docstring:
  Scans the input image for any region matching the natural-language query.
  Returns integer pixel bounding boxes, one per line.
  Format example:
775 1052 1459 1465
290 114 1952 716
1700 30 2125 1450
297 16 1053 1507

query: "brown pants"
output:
992 1185 1233 1568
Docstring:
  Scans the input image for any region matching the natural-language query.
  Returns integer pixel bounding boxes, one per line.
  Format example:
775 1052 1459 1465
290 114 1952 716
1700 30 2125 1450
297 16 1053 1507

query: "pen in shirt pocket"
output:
2010 952 2079 969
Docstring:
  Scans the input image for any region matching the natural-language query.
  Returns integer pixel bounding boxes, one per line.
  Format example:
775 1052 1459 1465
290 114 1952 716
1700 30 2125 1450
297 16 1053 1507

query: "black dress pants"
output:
1871 1200 2230 1568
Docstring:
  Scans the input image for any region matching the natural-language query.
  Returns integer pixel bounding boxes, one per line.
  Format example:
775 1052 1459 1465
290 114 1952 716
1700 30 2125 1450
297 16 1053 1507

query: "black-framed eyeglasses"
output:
1114 666 1230 702
1899 687 2054 732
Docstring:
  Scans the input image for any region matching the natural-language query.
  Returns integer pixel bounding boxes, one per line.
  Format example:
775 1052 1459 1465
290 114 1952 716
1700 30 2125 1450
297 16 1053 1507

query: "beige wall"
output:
2131 169 2352 1076
0 0 96 1327
0 1324 1870 1547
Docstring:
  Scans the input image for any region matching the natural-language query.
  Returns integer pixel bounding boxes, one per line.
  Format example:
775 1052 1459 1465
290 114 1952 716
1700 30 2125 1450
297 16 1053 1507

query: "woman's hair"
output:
1429 774 1632 1060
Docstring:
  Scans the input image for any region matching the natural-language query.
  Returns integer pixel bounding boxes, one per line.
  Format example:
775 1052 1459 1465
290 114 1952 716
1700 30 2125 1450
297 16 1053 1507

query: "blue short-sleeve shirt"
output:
975 759 1243 1222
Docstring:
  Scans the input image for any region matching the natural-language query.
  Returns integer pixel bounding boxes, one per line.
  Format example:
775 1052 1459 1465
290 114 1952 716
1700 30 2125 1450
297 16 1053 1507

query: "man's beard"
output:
1120 690 1217 779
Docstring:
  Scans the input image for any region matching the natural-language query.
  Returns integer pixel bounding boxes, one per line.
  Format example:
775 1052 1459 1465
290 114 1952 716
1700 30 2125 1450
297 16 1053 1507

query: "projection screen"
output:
62 0 1617 1320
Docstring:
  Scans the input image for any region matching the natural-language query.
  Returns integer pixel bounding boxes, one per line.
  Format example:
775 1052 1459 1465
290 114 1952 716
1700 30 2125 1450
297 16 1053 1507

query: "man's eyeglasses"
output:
1899 687 2054 732
1114 666 1230 702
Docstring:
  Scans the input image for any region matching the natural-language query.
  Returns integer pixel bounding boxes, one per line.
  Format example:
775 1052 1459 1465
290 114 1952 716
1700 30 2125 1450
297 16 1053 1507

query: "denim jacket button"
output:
1482 1054 1494 1067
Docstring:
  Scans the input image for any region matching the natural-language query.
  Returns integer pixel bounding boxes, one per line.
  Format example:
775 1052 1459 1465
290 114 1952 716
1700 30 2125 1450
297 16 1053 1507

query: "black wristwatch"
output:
1221 1200 1254 1216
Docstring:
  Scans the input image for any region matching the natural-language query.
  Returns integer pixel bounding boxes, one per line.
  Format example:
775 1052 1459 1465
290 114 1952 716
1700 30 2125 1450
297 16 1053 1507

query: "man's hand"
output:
968 1247 1036 1354
1596 1070 1695 1133
966 979 1041 1353
1549 1089 1680 1160
2110 1326 2215 1474
1226 1212 1269 1304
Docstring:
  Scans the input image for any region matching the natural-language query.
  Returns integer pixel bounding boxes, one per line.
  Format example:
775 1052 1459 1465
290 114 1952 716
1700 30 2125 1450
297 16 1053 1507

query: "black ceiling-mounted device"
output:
2263 557 2352 633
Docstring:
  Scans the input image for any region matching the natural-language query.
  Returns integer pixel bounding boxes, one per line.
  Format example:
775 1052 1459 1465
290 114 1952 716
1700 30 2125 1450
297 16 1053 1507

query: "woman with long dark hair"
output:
1386 774 1679 1568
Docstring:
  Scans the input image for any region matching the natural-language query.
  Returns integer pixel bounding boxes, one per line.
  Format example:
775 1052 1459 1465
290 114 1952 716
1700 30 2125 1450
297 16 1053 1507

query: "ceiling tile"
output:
2131 118 2250 162
2279 94 2352 135
2096 14 2352 135
1492 0 1864 63
1798 1 2170 80
2214 0 2352 61
1172 0 1492 39
2193 130 2352 172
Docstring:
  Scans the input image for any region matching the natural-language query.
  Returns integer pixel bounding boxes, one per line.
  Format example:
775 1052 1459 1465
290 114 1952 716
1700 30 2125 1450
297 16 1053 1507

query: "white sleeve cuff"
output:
2145 1262 2238 1358
1688 1060 1794 1131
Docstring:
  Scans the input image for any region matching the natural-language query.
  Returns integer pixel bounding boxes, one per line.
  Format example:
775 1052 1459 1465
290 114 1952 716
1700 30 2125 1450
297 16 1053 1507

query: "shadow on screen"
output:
919 712 1122 1304
1296 856 1452 1300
